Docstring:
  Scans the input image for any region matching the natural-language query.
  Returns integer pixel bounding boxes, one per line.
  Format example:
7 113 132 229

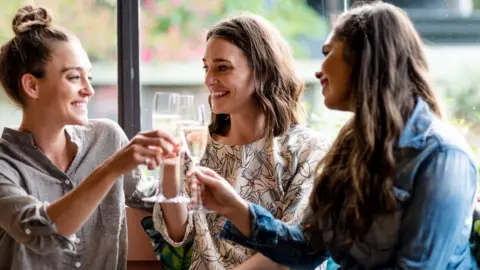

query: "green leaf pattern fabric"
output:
141 216 193 270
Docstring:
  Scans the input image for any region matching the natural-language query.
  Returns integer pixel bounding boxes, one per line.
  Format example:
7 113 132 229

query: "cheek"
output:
236 74 255 97
338 66 352 97
42 85 73 107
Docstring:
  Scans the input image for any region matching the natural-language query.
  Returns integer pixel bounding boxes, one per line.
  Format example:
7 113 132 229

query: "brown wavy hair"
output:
205 13 305 137
308 2 441 250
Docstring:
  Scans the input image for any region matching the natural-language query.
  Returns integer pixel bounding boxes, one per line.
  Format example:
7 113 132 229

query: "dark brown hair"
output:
0 5 75 107
206 13 305 137
308 1 441 249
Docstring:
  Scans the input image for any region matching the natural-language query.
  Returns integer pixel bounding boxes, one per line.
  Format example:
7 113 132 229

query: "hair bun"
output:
12 5 53 36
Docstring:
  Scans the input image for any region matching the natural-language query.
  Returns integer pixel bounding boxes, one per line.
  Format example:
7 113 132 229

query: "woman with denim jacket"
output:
189 2 479 269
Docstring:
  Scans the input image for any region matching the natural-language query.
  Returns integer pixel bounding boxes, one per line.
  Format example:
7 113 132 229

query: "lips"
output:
71 100 88 111
72 102 87 108
320 78 329 89
211 91 229 98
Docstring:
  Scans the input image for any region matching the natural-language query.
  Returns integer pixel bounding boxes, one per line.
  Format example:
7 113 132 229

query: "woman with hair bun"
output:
0 5 175 269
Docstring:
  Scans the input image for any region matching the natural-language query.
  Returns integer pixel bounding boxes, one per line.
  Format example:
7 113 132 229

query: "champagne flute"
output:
142 92 181 203
180 104 212 213
166 94 196 203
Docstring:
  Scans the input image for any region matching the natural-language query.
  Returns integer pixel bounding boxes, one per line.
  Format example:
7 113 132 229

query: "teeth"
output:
73 103 86 107
212 92 227 97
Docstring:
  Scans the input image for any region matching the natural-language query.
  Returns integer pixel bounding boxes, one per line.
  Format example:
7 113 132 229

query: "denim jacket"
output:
220 98 479 269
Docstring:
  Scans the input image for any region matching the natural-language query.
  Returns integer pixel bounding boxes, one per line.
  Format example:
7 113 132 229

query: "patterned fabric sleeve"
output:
152 206 194 248
278 132 330 224
142 215 193 269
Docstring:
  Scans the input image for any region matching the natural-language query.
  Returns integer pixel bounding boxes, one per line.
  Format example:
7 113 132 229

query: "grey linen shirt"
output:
0 119 153 270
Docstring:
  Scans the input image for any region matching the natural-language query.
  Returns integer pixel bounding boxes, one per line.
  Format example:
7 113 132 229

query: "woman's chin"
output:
323 99 335 110
324 98 351 112
211 105 228 115
69 116 89 126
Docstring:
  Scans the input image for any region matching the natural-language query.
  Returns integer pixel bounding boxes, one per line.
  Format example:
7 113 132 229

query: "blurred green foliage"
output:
0 0 328 62
140 0 329 61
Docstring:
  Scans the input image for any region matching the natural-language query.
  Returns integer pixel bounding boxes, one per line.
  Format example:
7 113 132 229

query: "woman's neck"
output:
217 106 266 146
19 113 75 172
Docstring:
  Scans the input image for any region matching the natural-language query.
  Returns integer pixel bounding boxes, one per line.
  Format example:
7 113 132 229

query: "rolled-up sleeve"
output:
124 167 156 210
152 204 194 247
0 173 72 255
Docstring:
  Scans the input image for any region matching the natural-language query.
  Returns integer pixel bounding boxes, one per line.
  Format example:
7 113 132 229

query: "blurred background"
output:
0 0 479 157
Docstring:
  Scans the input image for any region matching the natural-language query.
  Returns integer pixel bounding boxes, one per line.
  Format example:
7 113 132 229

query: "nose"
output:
204 69 218 86
315 70 323 79
81 79 95 98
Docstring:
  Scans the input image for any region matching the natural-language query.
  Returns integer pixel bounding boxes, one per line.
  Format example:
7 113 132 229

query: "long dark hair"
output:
308 1 441 249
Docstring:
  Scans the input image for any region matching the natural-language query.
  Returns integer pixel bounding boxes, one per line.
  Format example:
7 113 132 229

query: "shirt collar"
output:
1 128 36 146
398 97 438 149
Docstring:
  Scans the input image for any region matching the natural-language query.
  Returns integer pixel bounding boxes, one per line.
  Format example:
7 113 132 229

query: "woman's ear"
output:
20 73 40 100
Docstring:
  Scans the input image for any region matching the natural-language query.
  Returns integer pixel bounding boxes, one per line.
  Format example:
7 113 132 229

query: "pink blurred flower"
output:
168 25 181 36
141 48 153 63
170 0 182 7
143 0 156 9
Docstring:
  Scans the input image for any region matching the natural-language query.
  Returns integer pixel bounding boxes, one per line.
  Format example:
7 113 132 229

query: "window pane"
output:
0 0 118 131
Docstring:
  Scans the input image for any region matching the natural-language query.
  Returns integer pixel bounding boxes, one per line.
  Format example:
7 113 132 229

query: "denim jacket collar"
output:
398 97 437 149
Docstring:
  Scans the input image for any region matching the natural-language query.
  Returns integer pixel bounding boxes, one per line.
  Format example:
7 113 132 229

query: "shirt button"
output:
65 180 71 185
25 228 31 235
75 262 81 268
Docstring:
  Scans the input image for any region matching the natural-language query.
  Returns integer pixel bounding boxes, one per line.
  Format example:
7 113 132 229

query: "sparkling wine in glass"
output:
163 94 196 203
181 104 213 213
142 92 184 203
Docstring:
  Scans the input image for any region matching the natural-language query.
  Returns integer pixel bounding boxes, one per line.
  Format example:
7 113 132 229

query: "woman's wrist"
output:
162 157 181 199
224 197 252 237
98 158 122 181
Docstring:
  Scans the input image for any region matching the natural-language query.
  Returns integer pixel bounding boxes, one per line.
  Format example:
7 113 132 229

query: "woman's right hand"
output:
190 166 249 217
190 166 252 236
104 129 180 176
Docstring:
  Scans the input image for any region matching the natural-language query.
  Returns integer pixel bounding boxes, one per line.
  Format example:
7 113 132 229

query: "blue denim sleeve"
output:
220 203 328 270
392 148 478 269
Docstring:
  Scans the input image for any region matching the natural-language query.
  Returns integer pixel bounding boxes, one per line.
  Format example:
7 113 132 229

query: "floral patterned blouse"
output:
153 125 330 269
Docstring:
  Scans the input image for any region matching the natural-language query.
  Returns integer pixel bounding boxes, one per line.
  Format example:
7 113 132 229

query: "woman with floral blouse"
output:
151 13 330 269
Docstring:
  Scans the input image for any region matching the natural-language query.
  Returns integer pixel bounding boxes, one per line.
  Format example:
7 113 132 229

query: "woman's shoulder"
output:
85 118 125 136
71 118 127 141
280 125 331 151
68 118 129 151
414 118 477 169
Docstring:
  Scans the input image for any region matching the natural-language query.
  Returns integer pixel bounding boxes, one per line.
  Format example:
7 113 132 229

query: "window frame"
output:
117 0 141 139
